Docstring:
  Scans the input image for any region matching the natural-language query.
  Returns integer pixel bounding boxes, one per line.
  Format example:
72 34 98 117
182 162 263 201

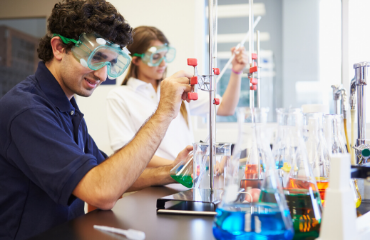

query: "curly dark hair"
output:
38 0 133 62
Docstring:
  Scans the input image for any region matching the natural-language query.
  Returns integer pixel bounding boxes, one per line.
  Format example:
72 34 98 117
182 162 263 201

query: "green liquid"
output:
171 174 193 188
259 190 322 240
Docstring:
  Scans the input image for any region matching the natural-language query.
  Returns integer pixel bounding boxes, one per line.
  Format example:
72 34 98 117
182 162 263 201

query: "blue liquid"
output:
213 203 294 240
276 161 284 169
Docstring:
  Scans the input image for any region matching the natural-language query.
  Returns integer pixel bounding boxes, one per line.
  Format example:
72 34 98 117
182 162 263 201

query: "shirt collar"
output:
35 61 77 113
127 77 152 91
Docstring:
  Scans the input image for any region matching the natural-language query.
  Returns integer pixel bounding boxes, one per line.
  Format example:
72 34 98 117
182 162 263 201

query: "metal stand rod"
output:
208 0 215 191
249 0 255 109
256 31 260 108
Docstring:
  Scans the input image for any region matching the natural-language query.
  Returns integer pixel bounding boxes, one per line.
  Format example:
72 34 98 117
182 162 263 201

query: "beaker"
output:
273 108 323 240
324 114 362 208
304 113 330 205
213 107 294 240
192 142 231 190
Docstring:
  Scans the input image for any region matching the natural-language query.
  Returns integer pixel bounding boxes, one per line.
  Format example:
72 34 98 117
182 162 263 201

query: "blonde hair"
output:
123 26 188 127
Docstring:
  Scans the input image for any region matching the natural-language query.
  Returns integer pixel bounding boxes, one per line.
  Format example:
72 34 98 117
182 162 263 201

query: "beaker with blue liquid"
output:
213 108 294 240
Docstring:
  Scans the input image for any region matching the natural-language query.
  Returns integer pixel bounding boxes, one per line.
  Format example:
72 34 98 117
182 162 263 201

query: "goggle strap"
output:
132 53 144 58
53 34 79 45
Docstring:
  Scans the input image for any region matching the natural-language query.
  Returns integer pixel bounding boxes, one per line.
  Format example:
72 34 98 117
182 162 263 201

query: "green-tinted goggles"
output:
133 44 176 67
53 33 131 79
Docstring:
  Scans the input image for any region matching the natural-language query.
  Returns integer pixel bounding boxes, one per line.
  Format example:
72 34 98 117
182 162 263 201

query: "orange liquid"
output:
244 164 260 179
285 178 318 193
316 180 329 205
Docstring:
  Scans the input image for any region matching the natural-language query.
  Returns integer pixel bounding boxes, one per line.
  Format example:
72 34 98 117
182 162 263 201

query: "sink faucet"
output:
331 84 347 119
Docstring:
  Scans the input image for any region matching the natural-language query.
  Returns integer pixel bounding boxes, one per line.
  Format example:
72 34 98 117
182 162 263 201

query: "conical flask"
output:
323 114 362 208
304 113 330 205
169 151 193 188
273 108 323 240
273 108 305 185
239 108 270 190
213 107 294 240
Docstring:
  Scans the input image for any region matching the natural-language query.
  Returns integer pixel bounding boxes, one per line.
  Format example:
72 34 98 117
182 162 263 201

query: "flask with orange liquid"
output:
239 108 270 191
268 108 323 240
304 113 330 205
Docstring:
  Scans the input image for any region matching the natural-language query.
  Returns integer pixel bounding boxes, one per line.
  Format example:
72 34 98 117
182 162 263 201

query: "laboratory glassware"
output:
304 113 330 205
272 108 304 184
238 108 270 191
324 114 362 208
170 151 193 188
271 108 323 240
213 107 294 240
192 142 231 190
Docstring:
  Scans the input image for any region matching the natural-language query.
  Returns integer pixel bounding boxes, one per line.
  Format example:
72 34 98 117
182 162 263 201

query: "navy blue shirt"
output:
0 62 108 239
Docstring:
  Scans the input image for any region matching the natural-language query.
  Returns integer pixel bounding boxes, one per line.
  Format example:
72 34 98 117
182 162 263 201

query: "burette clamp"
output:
187 58 218 95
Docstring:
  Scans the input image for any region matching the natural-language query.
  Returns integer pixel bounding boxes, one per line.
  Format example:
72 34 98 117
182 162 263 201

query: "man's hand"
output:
157 71 192 119
171 145 193 168
231 47 248 73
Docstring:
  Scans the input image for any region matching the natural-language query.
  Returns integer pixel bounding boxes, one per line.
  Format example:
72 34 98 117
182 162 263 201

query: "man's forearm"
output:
147 155 173 168
127 165 174 192
73 111 172 209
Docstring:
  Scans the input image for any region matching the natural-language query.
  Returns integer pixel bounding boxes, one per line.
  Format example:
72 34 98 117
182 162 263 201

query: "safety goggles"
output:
53 33 131 79
133 44 176 67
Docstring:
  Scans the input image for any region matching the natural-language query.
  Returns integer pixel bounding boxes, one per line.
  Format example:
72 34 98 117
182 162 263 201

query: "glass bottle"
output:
272 108 323 240
213 107 294 240
304 113 330 205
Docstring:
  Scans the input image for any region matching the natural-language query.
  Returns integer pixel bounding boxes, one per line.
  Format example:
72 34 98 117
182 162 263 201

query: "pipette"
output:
216 16 262 84
93 225 145 240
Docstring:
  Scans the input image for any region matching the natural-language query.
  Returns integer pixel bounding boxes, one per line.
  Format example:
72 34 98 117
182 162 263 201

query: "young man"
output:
0 0 193 239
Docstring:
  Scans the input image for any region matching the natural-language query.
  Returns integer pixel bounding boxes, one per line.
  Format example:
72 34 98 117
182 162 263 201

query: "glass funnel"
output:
304 113 330 205
323 114 362 208
273 108 323 240
213 107 294 240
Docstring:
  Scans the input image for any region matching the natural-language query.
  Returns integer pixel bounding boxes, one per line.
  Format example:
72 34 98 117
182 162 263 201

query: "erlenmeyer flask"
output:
273 108 323 240
273 109 305 185
240 108 270 190
213 107 294 240
170 151 193 188
304 113 330 205
324 114 362 208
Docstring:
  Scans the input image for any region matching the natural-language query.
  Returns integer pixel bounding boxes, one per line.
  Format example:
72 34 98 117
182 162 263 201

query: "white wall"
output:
76 0 205 156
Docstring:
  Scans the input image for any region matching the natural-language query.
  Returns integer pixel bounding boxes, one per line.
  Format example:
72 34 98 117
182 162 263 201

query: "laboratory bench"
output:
29 183 370 240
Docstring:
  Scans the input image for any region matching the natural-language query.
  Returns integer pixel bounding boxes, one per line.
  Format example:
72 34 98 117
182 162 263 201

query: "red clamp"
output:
188 92 198 100
250 78 258 85
213 98 220 105
190 76 198 85
251 53 258 60
249 66 258 73
213 68 220 75
187 58 198 67
250 85 257 91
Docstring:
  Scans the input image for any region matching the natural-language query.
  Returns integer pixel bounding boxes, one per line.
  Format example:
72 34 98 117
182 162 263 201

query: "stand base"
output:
156 189 223 216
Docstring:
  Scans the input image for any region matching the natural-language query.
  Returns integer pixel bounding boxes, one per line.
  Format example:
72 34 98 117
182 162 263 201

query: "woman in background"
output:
107 26 248 167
